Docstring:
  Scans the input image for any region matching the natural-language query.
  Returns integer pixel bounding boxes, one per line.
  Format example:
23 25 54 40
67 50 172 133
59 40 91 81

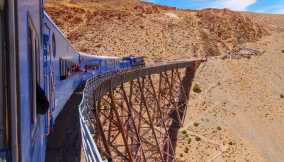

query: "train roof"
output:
44 12 77 53
79 52 120 59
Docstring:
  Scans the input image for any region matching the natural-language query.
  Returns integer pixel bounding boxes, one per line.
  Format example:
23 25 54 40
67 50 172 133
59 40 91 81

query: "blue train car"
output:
119 60 131 70
79 52 121 74
43 12 82 120
0 1 83 161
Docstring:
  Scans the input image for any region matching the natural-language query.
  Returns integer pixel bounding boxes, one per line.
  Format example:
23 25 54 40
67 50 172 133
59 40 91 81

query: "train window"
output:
59 58 66 80
27 16 40 125
52 34 56 57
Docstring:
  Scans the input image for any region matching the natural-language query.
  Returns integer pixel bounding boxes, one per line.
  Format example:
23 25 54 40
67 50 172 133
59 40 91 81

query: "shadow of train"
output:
45 85 85 162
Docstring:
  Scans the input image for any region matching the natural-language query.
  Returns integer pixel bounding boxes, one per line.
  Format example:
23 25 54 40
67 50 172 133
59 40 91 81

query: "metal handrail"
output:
79 72 114 162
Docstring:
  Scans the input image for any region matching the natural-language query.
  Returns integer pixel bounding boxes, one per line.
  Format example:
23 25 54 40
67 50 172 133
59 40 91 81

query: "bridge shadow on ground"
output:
45 84 85 162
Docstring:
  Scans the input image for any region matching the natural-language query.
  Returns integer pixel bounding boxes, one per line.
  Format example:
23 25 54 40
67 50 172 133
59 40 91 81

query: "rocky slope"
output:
45 0 269 63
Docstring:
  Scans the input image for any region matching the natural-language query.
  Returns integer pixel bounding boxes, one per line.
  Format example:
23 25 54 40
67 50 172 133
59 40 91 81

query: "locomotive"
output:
123 55 146 67
0 0 144 162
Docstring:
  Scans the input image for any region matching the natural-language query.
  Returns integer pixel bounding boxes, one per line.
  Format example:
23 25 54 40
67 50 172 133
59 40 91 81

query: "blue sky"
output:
144 0 284 14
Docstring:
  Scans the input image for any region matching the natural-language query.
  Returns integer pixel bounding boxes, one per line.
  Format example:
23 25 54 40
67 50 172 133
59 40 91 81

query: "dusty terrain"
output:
45 0 269 63
45 0 284 162
177 31 284 162
175 13 284 162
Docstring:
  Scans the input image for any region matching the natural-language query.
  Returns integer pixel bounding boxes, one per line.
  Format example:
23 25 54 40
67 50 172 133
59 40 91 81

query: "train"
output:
0 0 144 162
122 55 146 67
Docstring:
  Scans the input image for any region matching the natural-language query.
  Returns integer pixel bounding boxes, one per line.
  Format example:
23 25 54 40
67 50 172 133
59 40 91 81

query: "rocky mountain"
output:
45 0 269 63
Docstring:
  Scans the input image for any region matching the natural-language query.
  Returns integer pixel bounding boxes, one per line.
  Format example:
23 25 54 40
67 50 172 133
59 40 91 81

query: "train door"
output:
43 26 49 103
43 23 56 132
43 25 51 134
48 33 55 122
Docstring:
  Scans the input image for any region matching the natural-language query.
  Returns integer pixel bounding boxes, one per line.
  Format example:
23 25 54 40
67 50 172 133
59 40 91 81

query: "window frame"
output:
27 15 40 127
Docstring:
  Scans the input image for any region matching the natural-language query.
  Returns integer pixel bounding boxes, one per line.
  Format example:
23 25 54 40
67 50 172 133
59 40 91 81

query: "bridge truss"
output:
80 60 203 162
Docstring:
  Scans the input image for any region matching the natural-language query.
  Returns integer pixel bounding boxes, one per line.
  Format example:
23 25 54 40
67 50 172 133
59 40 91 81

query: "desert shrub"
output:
187 138 191 144
195 137 201 141
228 141 234 145
184 147 189 153
217 126 222 131
193 122 199 127
180 153 183 157
181 130 187 135
280 94 284 98
281 50 284 53
193 84 202 93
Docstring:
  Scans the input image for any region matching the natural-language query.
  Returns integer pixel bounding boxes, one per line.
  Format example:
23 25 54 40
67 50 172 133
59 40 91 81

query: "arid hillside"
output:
45 0 269 63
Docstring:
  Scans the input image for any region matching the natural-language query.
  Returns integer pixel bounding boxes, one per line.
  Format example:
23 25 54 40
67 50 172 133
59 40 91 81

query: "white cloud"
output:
251 3 284 14
269 4 284 14
212 0 257 11
270 9 284 14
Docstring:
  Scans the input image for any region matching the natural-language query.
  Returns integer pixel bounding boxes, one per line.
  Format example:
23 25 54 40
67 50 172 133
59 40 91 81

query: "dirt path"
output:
176 31 284 162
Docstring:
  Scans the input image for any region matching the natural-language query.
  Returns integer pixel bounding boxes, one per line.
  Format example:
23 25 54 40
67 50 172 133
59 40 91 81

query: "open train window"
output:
52 34 56 57
27 16 40 125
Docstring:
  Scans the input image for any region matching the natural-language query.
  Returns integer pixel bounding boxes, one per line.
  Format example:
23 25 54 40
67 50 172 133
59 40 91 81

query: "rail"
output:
78 59 204 162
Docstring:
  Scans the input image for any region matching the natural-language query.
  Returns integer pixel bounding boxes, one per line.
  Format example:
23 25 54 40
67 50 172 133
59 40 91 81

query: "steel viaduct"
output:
46 59 204 162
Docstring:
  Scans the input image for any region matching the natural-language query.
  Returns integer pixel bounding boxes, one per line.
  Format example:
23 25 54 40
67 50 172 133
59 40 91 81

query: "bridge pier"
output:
168 63 200 153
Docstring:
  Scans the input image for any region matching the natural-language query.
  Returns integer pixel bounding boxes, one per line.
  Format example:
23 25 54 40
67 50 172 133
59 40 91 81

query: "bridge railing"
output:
79 72 114 162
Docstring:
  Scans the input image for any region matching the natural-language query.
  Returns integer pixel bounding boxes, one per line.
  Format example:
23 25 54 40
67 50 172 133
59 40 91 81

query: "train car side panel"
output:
16 0 46 161
43 12 81 120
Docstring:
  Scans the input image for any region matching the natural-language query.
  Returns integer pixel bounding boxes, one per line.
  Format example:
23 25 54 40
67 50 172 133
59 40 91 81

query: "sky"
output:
144 0 284 14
